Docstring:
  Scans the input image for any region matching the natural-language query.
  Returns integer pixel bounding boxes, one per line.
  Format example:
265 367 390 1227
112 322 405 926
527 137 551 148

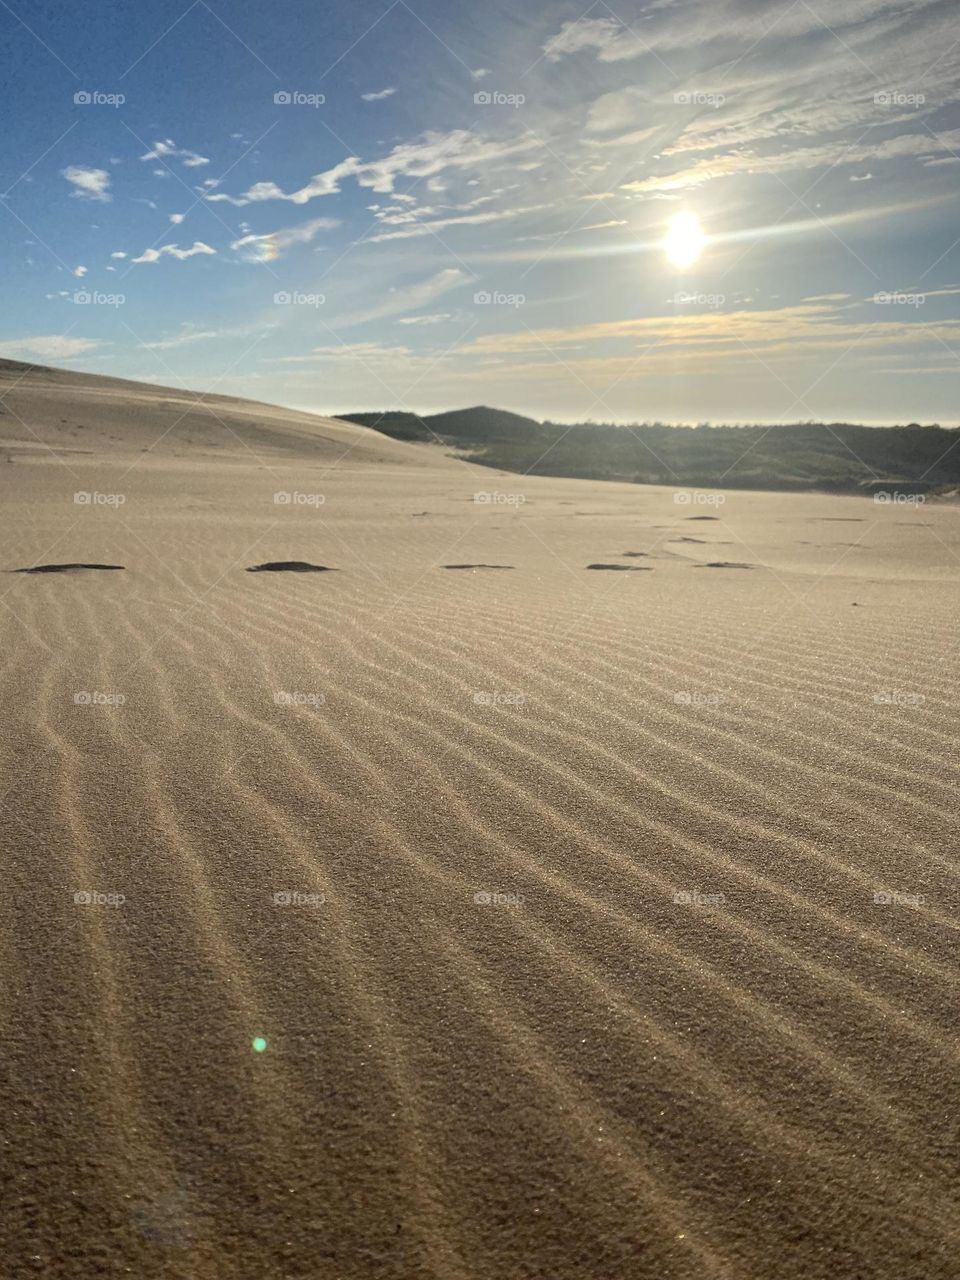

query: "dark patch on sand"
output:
13 563 125 574
443 564 515 570
586 563 653 571
686 516 719 521
247 561 334 573
698 561 755 570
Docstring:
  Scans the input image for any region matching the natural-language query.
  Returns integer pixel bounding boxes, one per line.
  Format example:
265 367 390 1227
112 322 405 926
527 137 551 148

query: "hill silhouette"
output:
339 407 960 493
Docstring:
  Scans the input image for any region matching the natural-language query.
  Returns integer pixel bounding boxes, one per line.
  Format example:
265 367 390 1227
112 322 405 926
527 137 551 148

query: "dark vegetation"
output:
339 406 960 492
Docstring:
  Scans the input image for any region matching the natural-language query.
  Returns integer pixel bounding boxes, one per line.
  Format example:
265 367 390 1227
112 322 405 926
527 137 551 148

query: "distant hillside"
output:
337 407 960 493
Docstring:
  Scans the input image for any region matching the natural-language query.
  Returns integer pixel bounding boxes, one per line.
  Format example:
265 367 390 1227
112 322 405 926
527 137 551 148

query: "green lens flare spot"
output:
252 1037 268 1054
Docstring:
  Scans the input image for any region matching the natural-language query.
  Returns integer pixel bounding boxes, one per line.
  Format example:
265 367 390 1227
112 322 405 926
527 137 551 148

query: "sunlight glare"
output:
664 212 706 268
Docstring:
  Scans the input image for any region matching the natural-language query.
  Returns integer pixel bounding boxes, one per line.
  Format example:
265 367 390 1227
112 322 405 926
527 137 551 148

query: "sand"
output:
1 360 957 1279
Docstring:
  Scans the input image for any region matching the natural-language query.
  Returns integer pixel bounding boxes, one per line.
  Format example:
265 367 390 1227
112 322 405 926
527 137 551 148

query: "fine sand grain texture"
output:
1 361 958 1279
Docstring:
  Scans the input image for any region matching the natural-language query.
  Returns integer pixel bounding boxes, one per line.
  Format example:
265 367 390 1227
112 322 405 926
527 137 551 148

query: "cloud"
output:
73 265 87 278
230 216 339 263
621 128 960 196
131 241 216 265
207 130 539 206
471 68 490 80
169 213 186 224
63 166 111 202
140 139 210 168
543 17 625 62
361 87 396 101
0 336 101 359
368 202 547 242
397 312 453 326
110 251 127 259
335 267 467 328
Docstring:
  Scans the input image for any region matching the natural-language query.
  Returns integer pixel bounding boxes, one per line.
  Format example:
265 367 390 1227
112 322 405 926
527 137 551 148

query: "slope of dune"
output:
1 366 958 1280
0 359 452 466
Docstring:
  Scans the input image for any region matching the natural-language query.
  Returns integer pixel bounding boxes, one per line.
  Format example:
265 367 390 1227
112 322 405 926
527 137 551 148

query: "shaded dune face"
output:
12 563 125 573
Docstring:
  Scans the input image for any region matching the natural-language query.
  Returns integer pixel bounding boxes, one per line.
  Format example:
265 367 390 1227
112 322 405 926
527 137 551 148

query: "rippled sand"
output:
2 361 958 1278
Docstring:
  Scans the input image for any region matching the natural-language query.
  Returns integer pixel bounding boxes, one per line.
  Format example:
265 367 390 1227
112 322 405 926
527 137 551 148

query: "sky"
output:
1 0 959 425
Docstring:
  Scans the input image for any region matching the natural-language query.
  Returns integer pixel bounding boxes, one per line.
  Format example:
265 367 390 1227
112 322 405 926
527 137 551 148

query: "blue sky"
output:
2 0 959 423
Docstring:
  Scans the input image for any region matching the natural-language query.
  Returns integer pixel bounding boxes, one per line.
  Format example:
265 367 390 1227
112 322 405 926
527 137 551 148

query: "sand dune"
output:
1 363 958 1278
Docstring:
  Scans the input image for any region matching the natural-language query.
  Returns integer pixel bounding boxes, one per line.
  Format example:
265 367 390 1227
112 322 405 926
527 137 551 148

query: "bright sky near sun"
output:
1 0 959 424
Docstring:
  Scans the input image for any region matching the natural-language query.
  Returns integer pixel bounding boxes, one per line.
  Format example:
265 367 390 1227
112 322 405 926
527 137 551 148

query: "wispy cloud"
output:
0 335 101 359
140 139 210 168
230 216 339 263
131 241 216 265
207 130 539 206
361 86 396 101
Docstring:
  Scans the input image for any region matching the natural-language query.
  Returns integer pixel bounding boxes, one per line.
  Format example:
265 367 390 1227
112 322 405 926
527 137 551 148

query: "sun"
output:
664 211 706 268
